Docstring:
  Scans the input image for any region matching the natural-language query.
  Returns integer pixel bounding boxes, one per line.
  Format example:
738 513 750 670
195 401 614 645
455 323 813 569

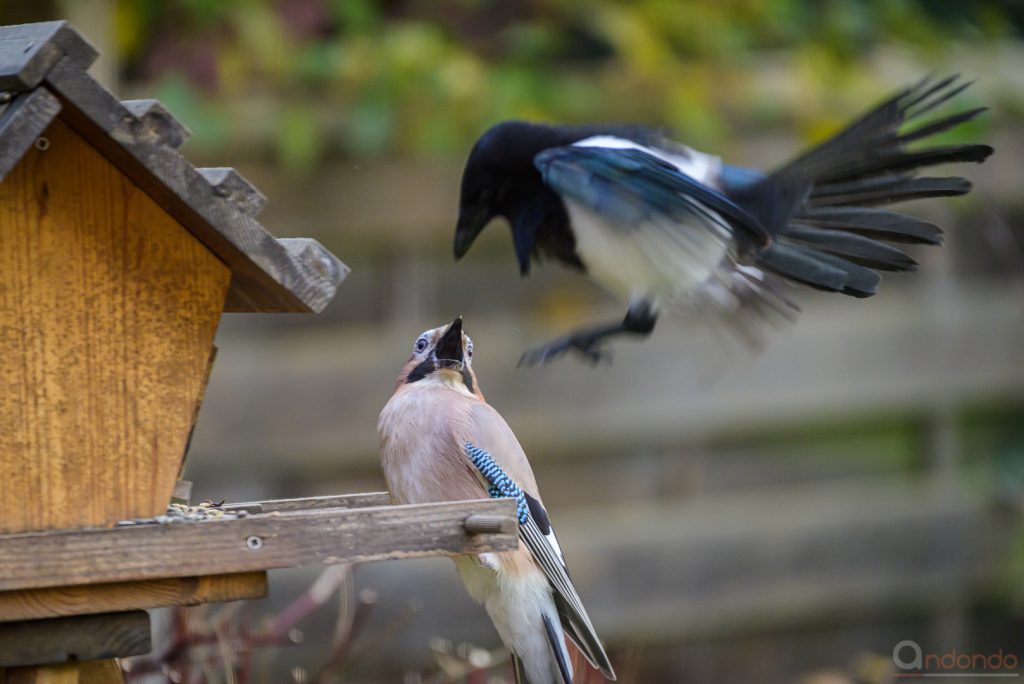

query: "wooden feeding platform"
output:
0 20 518 683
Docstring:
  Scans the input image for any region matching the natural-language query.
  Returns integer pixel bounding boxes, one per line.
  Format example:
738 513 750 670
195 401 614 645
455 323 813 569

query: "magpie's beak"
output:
454 208 490 260
435 317 464 369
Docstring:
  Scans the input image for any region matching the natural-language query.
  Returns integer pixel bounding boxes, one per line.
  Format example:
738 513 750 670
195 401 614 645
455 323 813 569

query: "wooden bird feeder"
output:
0 21 517 683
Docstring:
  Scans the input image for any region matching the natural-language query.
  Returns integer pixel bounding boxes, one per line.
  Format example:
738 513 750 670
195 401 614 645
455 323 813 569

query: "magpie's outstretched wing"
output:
535 144 772 254
534 143 795 342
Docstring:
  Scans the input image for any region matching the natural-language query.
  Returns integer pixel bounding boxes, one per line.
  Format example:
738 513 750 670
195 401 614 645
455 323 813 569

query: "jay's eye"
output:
466 339 474 358
414 337 428 353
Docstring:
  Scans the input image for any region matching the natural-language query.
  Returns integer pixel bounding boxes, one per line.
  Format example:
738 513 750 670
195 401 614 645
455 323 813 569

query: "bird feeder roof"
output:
0 21 347 313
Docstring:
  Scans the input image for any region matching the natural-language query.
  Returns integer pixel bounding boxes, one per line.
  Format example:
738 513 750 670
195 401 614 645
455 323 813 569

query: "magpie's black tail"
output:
735 75 993 297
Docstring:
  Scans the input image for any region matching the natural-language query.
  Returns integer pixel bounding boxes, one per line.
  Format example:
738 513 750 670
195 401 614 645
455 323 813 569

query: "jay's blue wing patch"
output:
464 442 616 680
535 145 772 250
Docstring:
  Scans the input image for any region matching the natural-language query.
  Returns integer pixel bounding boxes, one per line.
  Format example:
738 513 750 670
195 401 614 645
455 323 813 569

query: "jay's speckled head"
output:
396 317 480 396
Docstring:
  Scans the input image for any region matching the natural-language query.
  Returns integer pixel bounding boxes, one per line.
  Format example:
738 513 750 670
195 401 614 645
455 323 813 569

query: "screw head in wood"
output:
245 535 263 550
34 136 49 151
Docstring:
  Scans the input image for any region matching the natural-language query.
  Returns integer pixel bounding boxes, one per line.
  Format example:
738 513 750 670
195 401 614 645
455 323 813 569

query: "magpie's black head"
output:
455 121 582 274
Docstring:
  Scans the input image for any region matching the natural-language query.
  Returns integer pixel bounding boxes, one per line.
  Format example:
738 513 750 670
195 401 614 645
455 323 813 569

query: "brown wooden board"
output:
0 572 268 622
43 56 348 313
0 117 230 534
76 660 124 684
1 660 125 684
225 492 392 513
0 499 518 591
0 611 150 667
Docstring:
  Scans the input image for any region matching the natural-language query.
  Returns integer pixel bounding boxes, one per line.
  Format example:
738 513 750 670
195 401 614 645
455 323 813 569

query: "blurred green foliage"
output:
93 0 1021 171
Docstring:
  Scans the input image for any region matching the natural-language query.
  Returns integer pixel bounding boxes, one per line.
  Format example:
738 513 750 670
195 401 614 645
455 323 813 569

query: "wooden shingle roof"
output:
0 21 347 313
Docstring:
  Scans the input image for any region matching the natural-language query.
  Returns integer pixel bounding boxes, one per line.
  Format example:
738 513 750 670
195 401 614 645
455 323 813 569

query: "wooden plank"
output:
0 87 61 183
0 572 268 621
77 661 123 684
225 491 392 513
0 117 230 534
121 99 190 149
2 664 80 684
43 57 347 313
0 611 150 667
0 661 121 684
187 280 1024 476
197 167 267 216
0 22 97 92
0 498 518 591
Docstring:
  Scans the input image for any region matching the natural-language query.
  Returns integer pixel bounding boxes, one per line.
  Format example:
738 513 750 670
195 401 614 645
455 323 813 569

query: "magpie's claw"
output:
518 335 614 367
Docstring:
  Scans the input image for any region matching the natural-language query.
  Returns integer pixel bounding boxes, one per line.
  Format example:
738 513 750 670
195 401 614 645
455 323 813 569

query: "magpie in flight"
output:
453 75 992 365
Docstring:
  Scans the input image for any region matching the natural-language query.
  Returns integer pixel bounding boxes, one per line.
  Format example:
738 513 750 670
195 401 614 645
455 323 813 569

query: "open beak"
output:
454 208 490 260
434 317 464 369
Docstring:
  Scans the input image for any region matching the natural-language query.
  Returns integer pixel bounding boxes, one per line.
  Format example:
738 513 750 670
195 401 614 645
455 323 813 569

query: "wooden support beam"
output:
3 664 80 684
197 167 266 216
0 572 267 622
76 661 123 684
0 498 517 592
1 660 123 684
43 56 348 313
121 99 189 149
0 21 97 91
225 491 391 513
0 611 150 667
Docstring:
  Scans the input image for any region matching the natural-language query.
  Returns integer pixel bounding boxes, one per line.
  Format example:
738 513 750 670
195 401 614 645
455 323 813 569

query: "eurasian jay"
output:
452 75 992 365
378 317 615 684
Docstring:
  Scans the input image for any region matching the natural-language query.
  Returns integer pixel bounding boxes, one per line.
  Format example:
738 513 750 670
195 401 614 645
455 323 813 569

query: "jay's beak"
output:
435 317 464 369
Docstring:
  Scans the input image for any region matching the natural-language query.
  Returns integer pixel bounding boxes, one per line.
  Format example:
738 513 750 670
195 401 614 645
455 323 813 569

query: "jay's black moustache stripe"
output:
405 358 435 384
406 357 475 394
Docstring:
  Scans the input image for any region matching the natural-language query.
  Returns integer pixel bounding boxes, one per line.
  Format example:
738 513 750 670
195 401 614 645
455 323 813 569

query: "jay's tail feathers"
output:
729 74 992 297
508 618 606 684
544 613 574 683
512 654 528 684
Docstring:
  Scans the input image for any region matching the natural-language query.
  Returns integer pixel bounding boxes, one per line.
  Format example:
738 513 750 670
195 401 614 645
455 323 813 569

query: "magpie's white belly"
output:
566 200 729 308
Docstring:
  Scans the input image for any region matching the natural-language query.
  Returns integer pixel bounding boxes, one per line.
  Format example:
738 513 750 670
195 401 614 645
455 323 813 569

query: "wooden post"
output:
1 660 123 684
